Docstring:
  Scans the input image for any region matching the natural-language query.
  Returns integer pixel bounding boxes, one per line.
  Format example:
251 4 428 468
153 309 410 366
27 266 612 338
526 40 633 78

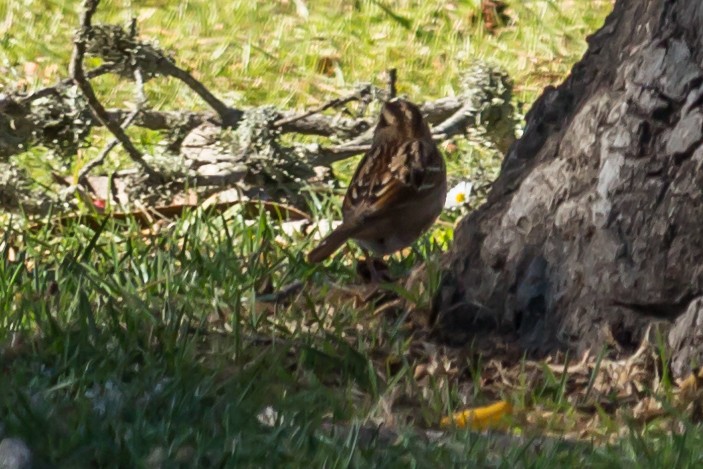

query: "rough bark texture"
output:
435 0 703 378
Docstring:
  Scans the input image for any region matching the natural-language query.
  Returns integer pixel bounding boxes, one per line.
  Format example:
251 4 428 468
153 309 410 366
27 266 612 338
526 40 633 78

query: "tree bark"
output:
435 0 703 378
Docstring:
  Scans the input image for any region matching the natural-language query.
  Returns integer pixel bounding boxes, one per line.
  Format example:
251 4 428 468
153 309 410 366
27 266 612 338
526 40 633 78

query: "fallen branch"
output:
77 67 147 182
70 0 158 179
1 87 510 159
98 108 370 137
312 145 372 166
20 63 118 105
148 50 240 126
0 0 515 214
256 280 305 304
272 85 372 128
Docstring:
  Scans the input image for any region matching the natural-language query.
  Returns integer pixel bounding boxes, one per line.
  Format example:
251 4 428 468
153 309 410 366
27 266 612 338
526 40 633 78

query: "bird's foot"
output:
356 257 393 284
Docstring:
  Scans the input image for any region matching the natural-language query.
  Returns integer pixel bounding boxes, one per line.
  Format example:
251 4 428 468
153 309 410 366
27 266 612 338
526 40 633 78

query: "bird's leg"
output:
367 257 385 284
356 247 376 283
357 248 392 284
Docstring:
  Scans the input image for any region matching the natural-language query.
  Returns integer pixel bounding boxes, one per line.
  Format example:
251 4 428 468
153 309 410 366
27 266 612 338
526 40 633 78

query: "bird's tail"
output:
306 223 357 263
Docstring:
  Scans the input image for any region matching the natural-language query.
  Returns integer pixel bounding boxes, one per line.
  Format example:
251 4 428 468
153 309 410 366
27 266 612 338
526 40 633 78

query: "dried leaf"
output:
414 364 429 381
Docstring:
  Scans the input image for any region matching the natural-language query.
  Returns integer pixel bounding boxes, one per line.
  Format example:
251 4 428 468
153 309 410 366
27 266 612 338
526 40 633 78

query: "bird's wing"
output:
343 139 443 221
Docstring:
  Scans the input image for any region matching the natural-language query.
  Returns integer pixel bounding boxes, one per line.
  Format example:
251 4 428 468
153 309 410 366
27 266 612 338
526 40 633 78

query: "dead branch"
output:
81 19 240 125
103 109 216 131
77 67 147 182
312 74 517 166
2 76 510 155
20 63 118 105
272 85 372 128
70 0 158 179
275 111 371 137
149 51 239 125
0 0 515 214
312 145 372 166
99 108 370 137
255 280 305 304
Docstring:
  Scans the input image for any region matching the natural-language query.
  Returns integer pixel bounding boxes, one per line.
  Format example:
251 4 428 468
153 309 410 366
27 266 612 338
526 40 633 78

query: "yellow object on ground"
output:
440 400 513 430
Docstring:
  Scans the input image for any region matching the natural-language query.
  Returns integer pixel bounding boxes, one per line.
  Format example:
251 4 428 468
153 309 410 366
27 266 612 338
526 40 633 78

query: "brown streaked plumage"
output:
307 99 446 263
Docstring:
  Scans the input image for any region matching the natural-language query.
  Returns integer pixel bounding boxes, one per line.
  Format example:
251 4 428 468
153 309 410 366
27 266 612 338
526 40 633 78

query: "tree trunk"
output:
434 0 703 378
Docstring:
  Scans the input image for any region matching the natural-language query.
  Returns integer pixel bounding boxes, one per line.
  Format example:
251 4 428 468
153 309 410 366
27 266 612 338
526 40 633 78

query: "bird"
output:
307 98 447 266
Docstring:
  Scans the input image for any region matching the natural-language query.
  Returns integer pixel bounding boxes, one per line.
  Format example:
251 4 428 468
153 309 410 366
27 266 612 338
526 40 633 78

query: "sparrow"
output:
307 98 446 264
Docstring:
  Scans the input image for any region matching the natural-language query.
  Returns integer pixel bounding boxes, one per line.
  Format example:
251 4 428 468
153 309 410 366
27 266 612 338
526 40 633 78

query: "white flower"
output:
444 181 473 209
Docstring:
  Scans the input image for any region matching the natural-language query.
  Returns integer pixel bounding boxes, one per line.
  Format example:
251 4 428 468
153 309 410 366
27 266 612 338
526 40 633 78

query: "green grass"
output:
5 1 701 467
1 0 612 106
3 210 703 466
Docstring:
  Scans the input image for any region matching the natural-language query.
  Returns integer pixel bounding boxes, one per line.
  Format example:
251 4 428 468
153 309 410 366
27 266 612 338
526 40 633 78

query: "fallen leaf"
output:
414 364 429 381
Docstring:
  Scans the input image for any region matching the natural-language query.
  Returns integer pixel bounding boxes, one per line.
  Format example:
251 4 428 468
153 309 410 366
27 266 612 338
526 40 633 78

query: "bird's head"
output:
375 99 432 141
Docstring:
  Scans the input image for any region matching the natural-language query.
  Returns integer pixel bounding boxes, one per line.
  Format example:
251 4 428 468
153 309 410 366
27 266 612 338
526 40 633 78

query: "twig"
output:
387 68 397 99
275 112 371 137
429 100 476 140
256 280 305 304
1 90 486 161
70 0 159 179
156 59 239 125
311 119 482 167
272 85 371 128
78 67 146 182
0 63 117 114
103 108 214 131
26 13 235 126
313 94 506 166
103 108 369 138
22 63 118 104
332 127 376 151
312 144 372 166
